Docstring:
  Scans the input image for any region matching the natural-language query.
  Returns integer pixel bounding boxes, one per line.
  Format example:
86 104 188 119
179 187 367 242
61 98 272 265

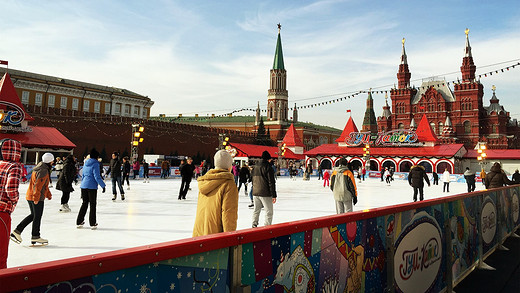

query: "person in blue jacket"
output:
76 149 106 229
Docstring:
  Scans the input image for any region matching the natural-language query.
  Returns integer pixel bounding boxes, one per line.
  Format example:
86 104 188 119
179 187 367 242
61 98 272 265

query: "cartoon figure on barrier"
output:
264 245 315 293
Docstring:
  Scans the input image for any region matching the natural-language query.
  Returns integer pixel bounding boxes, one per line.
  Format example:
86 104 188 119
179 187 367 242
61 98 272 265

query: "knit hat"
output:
42 153 54 163
90 148 100 159
214 150 233 170
262 150 271 160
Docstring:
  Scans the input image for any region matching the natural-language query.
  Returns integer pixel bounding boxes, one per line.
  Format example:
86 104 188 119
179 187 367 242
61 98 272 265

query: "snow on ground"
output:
7 175 482 268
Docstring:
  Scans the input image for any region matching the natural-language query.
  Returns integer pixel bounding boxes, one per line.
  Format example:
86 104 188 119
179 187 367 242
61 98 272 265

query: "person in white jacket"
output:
442 169 451 192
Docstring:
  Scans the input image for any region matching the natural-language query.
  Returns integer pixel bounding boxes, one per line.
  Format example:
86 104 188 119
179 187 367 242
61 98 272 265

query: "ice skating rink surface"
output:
7 175 481 268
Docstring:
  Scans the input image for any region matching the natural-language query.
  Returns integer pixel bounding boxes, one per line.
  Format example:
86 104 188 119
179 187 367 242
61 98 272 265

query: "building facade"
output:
0 67 153 119
377 32 520 149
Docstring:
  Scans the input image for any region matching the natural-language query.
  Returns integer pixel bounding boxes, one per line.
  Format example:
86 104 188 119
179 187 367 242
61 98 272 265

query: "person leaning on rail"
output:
484 162 514 189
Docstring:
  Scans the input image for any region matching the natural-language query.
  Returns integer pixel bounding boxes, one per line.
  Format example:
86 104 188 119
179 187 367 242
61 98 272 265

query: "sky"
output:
0 0 519 129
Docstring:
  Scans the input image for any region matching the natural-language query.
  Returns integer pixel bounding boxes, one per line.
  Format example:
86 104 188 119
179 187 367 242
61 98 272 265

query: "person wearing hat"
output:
76 149 106 229
193 150 238 236
0 139 23 268
251 150 277 228
11 152 54 245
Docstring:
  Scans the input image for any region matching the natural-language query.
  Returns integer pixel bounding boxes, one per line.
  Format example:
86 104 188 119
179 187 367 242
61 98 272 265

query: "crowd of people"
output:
1 137 520 269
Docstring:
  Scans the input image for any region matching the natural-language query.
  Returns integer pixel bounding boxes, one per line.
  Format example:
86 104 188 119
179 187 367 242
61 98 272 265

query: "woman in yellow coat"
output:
193 150 239 237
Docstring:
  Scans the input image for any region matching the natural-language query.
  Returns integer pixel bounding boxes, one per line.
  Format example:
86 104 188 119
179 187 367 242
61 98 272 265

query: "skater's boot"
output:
77 222 85 228
10 230 22 244
121 194 125 201
59 204 71 213
112 195 116 201
248 202 254 208
91 223 98 230
127 186 130 190
64 203 71 212
31 237 48 245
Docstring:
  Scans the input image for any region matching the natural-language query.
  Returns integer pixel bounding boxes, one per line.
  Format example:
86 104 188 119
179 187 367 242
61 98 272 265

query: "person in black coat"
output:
463 167 476 192
251 151 277 227
178 157 195 200
106 152 125 201
142 160 150 183
121 157 131 189
512 169 520 185
408 165 430 202
432 172 439 185
238 163 252 195
56 155 76 212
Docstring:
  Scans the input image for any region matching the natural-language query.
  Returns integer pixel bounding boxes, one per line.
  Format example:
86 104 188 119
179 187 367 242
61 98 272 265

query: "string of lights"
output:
160 60 519 119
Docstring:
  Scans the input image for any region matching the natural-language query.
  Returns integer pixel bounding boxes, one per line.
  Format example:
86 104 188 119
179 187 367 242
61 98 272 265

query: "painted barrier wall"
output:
1 186 519 292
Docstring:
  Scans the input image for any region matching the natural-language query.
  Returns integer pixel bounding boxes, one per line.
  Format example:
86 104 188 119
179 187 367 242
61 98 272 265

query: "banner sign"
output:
0 100 31 132
346 130 421 147
394 211 442 293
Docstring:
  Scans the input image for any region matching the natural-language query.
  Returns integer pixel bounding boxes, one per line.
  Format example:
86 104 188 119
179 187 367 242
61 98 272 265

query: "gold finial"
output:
402 37 405 45
385 92 388 100
465 28 469 36
277 23 281 33
492 85 496 92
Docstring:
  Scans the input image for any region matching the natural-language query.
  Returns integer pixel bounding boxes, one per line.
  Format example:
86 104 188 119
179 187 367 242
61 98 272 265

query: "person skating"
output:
192 150 238 237
432 171 439 185
54 156 63 180
56 155 76 212
0 139 23 268
512 169 520 185
178 157 195 200
384 167 392 185
408 164 430 202
11 153 54 246
251 151 277 227
160 160 169 179
142 160 150 183
106 152 125 201
238 163 251 196
323 169 330 187
480 168 486 186
121 157 131 190
330 158 357 214
485 162 514 189
361 167 366 181
317 165 323 180
232 163 239 185
132 160 140 180
76 149 106 230
463 167 476 192
442 169 451 192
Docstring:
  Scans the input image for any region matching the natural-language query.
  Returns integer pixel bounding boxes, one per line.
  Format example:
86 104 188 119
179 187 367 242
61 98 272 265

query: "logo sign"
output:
345 130 420 147
512 190 519 224
481 197 497 245
0 100 25 126
394 212 442 293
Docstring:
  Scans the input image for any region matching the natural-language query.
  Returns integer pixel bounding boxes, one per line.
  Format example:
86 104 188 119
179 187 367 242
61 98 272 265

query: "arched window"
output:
438 122 444 134
399 161 413 172
430 122 436 134
398 123 404 129
464 121 471 134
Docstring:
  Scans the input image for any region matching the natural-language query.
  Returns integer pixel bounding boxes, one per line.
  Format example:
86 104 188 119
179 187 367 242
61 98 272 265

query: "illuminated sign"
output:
345 130 421 147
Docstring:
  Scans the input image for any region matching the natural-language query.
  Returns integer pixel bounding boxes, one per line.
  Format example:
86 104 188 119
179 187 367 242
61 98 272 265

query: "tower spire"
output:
460 28 476 81
273 23 285 70
397 37 411 88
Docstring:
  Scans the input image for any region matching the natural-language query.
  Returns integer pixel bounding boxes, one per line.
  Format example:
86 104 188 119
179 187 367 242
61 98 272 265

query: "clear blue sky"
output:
1 0 519 129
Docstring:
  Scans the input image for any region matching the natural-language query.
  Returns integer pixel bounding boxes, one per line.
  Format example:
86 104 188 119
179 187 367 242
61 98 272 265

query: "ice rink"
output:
7 174 481 268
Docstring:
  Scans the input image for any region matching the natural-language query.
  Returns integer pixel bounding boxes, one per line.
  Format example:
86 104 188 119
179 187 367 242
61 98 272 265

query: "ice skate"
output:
59 204 71 213
10 231 22 244
127 186 130 190
248 202 254 208
121 194 125 201
112 195 116 201
31 237 48 246
77 222 85 228
91 223 98 230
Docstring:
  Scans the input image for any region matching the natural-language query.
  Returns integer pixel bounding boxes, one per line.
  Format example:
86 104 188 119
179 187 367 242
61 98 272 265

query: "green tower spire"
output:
273 23 285 70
